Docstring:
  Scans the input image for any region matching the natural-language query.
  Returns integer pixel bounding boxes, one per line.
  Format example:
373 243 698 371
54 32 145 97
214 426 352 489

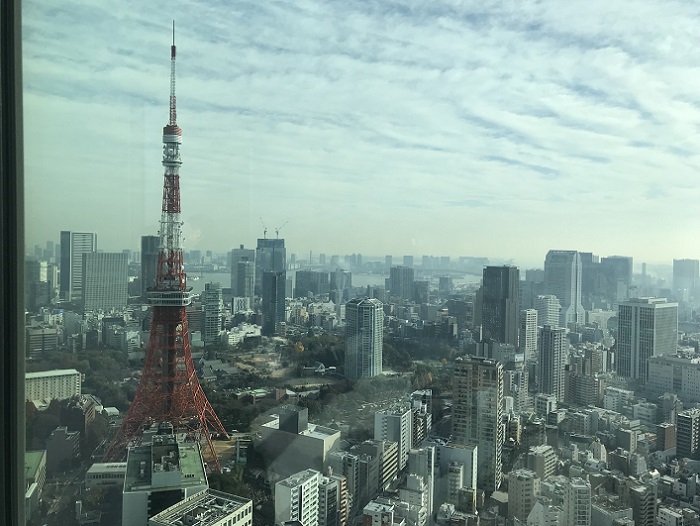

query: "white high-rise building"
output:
564 477 591 526
520 309 538 360
345 298 384 380
375 404 413 470
275 469 321 526
508 469 540 522
398 474 429 526
201 281 223 345
82 252 128 311
534 295 561 329
544 250 585 327
538 326 567 401
451 356 504 492
617 297 678 381
59 231 97 302
408 446 435 520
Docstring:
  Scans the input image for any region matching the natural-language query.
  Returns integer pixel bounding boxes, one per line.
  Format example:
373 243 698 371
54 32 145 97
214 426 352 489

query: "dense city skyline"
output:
23 1 700 265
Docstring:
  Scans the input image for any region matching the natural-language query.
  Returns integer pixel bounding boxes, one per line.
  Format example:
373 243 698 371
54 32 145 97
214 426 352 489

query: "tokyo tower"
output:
104 25 227 470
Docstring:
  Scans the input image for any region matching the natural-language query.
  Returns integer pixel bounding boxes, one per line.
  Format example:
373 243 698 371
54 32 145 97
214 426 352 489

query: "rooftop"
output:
261 416 340 439
278 469 320 488
149 489 252 526
124 434 207 492
26 368 80 379
87 462 127 475
592 494 631 512
25 450 45 481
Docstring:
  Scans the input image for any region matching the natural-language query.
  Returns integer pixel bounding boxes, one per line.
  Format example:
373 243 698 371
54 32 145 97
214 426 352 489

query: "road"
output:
43 466 86 524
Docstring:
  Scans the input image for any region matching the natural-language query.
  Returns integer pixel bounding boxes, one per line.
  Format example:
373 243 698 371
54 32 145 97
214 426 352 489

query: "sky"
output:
21 0 700 268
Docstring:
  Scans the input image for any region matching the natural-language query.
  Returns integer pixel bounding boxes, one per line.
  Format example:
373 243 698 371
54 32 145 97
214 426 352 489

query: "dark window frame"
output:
1 0 25 524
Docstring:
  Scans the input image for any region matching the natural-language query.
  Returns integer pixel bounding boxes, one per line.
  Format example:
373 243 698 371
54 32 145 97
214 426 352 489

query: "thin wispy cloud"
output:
22 0 700 265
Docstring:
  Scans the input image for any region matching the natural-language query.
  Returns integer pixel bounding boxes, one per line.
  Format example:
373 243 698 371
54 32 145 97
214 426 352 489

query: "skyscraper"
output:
544 250 584 327
345 298 384 380
141 235 160 298
201 281 223 345
451 356 504 492
236 259 255 299
59 230 97 302
600 255 633 304
519 309 538 360
616 297 678 381
230 244 255 296
579 252 600 310
262 271 286 336
673 259 699 300
389 266 415 302
295 270 330 298
534 295 561 328
538 325 567 402
255 238 286 295
481 266 520 346
81 252 128 312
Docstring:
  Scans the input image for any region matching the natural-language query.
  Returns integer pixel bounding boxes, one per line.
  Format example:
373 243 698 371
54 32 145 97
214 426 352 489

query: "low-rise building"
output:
260 406 340 479
122 434 209 526
25 450 47 519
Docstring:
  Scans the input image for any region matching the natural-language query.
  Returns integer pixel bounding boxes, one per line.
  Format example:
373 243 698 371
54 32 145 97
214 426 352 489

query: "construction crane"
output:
259 217 267 239
275 221 288 239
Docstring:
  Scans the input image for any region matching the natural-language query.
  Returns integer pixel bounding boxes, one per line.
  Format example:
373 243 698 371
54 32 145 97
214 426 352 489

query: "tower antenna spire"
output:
169 20 177 126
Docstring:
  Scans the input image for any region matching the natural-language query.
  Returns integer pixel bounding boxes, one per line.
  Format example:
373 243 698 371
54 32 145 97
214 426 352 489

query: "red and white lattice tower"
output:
104 26 226 470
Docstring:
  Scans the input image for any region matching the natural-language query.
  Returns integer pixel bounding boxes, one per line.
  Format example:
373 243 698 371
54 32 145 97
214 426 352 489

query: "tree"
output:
83 412 109 458
208 466 252 498
31 411 60 449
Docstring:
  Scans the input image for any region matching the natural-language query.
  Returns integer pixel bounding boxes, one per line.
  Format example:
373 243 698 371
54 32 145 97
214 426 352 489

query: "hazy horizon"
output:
23 1 700 266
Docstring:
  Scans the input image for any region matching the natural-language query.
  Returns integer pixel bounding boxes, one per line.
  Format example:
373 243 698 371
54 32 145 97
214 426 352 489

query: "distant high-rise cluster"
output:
544 250 584 327
81 252 128 312
59 230 97 302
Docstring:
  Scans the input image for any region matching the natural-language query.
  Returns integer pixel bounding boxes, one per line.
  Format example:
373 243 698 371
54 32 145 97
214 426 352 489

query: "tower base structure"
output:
104 305 227 471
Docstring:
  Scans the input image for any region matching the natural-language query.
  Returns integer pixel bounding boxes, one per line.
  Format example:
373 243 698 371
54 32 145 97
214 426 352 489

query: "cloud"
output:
21 0 700 264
